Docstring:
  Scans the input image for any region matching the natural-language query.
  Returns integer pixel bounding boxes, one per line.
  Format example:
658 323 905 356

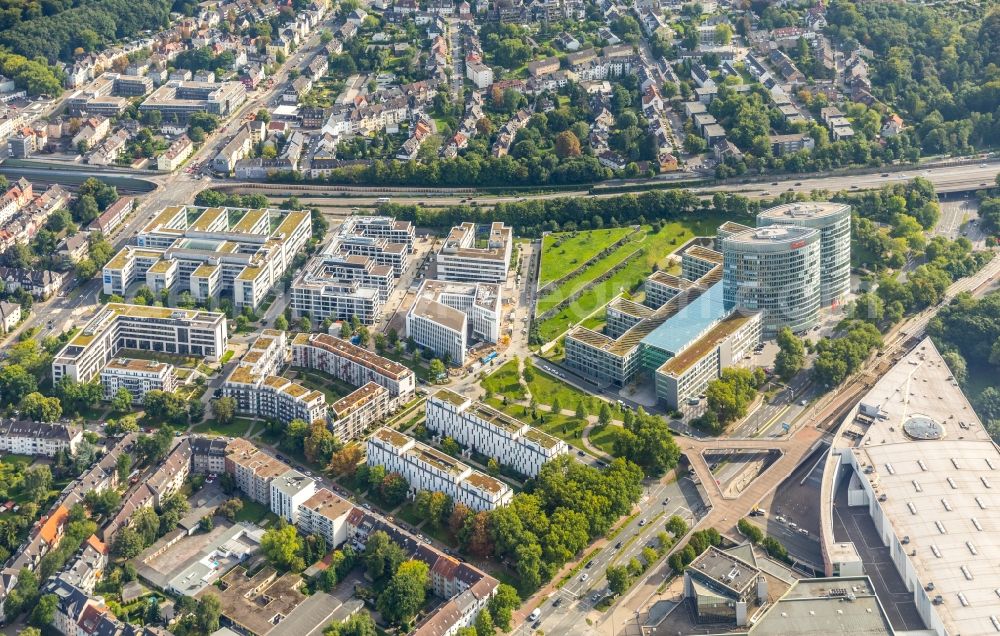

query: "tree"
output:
30 593 57 627
380 473 409 506
211 396 236 425
363 531 407 582
714 23 733 44
429 358 446 379
275 314 289 331
261 524 305 572
606 565 630 596
598 402 613 426
323 611 377 636
575 402 587 420
116 453 132 483
0 363 37 404
487 583 520 630
304 420 338 464
377 559 429 626
328 444 363 477
113 527 144 558
21 392 62 422
22 465 52 501
441 436 460 456
112 387 133 413
474 609 495 636
199 516 214 532
737 518 763 544
554 130 582 159
774 327 805 381
196 594 222 634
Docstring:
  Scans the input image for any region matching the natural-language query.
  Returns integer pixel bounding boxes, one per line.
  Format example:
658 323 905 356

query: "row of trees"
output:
927 291 1000 440
693 368 767 434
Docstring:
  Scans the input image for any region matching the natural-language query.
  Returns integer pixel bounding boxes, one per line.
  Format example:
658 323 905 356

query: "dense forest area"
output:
826 1 1000 155
0 0 170 63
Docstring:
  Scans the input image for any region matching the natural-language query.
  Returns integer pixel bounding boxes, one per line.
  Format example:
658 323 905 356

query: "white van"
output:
528 608 541 621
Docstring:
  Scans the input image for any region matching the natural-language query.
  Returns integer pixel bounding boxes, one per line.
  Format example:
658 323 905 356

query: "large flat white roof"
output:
847 338 1000 636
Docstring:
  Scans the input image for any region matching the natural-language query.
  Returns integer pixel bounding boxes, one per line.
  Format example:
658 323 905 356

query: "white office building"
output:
51 303 228 384
406 279 501 364
435 222 512 283
425 389 567 478
653 310 762 409
366 428 513 511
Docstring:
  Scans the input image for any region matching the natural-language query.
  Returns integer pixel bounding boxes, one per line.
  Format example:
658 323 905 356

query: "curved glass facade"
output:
757 202 851 308
722 226 821 336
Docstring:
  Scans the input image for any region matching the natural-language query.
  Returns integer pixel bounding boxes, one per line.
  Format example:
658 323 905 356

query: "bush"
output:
737 518 763 544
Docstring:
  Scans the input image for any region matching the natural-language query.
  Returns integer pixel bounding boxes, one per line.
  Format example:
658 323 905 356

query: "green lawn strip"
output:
557 547 601 589
535 238 644 314
481 360 525 401
191 417 254 438
580 311 607 331
539 228 632 286
535 218 724 341
424 524 458 548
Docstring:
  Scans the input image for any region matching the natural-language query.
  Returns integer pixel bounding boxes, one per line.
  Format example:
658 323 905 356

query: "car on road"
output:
580 573 589 582
639 518 647 527
553 598 562 607
663 497 670 505
592 593 602 602
577 450 585 457
533 620 541 629
585 561 593 569
794 182 802 186
881 173 890 177
800 399 808 406
528 609 541 622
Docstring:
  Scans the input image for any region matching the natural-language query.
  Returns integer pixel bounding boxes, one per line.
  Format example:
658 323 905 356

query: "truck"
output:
480 351 498 365
376 197 391 204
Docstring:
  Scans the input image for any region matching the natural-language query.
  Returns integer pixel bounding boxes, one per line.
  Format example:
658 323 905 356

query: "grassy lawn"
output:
0 454 33 468
290 367 358 404
524 359 625 420
580 310 607 332
191 417 254 438
539 228 633 286
535 218 724 342
481 360 526 401
234 498 279 526
395 502 424 527
535 237 643 315
588 424 619 456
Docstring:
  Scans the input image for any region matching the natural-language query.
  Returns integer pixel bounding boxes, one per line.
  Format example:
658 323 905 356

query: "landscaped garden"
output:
190 417 255 438
538 227 633 287
534 218 724 342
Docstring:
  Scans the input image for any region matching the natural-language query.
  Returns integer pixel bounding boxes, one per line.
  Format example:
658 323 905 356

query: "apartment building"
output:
270 469 316 524
51 303 228 384
329 382 391 443
426 390 567 477
297 488 354 548
0 421 83 457
103 205 311 311
223 366 326 426
435 222 512 283
291 332 416 402
406 279 501 363
366 428 513 511
190 436 228 475
99 357 178 403
224 438 293 506
681 245 724 281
